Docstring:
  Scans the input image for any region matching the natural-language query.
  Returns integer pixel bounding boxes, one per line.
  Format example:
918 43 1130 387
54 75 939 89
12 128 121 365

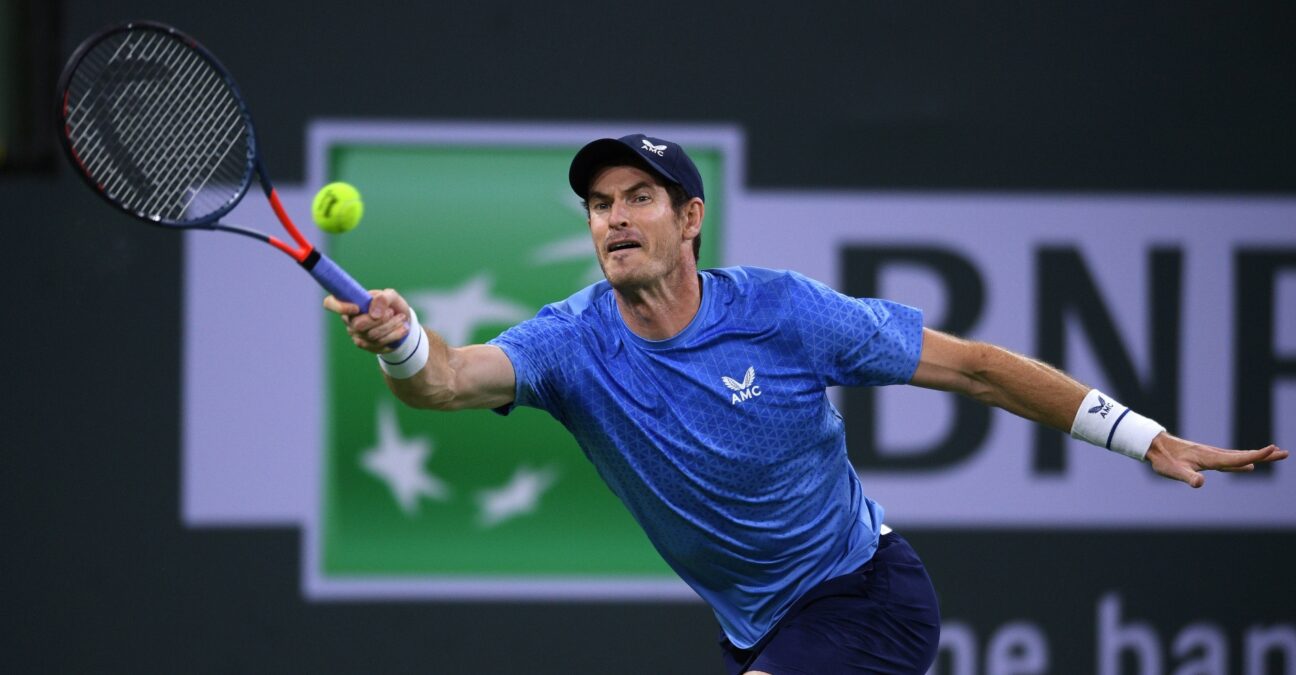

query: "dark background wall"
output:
6 1 1294 673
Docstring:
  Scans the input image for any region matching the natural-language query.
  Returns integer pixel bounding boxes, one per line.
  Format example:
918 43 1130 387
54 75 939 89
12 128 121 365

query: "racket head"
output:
57 20 258 228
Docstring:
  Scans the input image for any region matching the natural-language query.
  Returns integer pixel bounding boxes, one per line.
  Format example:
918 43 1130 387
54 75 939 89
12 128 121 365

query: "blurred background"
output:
6 1 1294 673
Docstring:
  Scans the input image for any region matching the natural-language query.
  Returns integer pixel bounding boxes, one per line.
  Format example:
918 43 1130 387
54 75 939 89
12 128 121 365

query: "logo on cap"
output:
641 139 667 156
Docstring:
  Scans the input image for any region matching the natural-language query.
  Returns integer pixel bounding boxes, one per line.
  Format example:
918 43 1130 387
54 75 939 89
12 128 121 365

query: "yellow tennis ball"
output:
311 182 364 233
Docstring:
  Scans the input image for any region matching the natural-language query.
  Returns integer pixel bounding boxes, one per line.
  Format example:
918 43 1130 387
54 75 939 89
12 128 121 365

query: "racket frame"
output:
56 20 393 332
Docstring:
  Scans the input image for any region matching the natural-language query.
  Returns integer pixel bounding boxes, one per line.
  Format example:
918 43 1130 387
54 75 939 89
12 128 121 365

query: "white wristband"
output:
1070 389 1165 461
377 307 429 379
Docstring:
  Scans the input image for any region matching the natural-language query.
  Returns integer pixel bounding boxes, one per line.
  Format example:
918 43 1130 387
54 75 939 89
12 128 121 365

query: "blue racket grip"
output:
303 250 408 348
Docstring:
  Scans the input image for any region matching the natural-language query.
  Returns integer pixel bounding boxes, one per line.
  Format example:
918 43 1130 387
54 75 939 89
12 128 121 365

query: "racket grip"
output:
302 250 408 348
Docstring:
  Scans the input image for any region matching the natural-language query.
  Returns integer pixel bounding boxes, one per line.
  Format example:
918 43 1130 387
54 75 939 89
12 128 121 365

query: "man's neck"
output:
613 266 702 341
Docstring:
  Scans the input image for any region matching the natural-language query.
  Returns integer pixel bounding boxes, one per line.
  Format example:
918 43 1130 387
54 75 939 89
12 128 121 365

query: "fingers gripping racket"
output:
57 20 404 345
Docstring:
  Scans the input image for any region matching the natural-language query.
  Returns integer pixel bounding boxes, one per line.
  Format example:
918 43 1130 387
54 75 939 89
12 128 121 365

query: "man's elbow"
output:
959 342 1004 405
406 393 455 411
387 378 459 411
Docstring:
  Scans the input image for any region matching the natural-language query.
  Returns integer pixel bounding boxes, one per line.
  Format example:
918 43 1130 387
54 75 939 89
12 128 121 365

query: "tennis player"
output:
323 134 1287 675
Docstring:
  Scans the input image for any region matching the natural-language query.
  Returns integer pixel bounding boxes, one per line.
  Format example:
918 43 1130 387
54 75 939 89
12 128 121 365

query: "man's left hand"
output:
1145 435 1288 487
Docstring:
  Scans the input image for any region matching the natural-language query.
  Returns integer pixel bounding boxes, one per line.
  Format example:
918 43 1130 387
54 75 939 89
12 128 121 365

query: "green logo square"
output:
316 131 728 586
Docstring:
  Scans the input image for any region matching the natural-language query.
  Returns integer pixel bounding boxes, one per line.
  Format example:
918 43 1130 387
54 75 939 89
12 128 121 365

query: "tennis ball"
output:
312 182 364 233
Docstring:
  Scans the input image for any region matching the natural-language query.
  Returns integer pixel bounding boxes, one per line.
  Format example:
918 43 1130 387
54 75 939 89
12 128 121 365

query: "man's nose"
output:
609 200 630 227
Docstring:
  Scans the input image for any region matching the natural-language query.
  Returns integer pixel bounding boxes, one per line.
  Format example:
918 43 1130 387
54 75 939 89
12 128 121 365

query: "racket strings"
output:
69 33 191 197
80 37 195 202
76 31 245 217
123 37 237 213
63 28 252 224
100 38 206 197
100 32 246 220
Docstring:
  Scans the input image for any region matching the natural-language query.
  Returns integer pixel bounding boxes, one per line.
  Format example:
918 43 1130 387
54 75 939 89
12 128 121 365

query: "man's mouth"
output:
607 241 642 253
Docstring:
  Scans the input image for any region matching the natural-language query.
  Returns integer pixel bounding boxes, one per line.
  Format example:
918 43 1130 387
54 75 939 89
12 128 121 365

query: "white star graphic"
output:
475 465 559 528
531 234 604 285
360 403 451 516
406 273 532 346
531 234 593 265
532 193 604 284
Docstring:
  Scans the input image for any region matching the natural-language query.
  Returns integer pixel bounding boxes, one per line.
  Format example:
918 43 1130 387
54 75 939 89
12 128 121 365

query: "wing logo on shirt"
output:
722 366 762 405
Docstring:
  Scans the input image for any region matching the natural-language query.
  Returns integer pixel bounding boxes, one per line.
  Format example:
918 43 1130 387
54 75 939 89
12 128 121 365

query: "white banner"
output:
184 124 1295 539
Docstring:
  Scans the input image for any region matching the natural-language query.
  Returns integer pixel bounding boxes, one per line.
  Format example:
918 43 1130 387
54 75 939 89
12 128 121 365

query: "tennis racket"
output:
56 20 404 345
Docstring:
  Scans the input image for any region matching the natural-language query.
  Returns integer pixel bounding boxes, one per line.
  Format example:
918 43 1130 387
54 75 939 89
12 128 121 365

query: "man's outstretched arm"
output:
908 328 1287 487
324 289 516 411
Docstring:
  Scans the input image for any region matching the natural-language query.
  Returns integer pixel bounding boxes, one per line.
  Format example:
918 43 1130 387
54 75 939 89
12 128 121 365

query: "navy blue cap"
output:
569 134 705 202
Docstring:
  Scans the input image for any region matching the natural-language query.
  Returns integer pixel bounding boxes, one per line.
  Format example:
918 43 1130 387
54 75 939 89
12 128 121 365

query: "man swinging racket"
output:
323 134 1287 674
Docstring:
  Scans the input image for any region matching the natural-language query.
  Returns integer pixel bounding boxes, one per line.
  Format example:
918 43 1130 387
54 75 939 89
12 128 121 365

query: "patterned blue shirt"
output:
489 266 924 648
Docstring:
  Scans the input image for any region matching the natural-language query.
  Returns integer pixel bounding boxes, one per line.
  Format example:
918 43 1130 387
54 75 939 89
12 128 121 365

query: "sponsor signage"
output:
183 124 1294 604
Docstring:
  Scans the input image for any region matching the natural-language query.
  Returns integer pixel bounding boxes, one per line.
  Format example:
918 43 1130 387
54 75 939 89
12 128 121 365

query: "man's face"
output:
586 164 692 290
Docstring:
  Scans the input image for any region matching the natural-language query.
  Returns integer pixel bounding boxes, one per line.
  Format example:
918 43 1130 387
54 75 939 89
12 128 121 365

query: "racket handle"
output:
302 250 408 348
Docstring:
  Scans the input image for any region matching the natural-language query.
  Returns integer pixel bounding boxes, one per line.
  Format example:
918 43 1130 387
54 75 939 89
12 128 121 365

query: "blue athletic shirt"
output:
488 266 924 648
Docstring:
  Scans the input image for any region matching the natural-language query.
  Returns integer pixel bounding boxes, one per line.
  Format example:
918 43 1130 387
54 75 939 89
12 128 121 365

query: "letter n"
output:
842 246 990 471
1034 247 1182 473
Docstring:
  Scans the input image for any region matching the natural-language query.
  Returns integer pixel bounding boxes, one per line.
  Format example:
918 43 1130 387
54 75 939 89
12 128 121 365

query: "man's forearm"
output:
382 325 460 410
914 331 1088 432
967 342 1089 432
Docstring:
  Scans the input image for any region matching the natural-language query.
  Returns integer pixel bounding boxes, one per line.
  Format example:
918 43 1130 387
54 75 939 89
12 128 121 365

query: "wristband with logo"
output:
377 308 428 379
1070 389 1165 461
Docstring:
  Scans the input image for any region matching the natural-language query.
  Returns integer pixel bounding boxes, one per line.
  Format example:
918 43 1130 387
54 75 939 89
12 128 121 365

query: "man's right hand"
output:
323 288 517 411
323 289 412 354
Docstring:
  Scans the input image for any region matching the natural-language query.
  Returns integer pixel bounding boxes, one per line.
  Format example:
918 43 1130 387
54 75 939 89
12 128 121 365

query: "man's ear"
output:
683 198 704 238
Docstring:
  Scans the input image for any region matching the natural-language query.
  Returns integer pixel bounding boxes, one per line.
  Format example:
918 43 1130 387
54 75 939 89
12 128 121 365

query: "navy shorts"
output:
718 532 941 675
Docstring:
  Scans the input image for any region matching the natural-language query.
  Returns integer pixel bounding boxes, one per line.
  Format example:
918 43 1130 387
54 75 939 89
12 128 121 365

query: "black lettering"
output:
842 246 990 471
1233 249 1296 474
1034 247 1182 473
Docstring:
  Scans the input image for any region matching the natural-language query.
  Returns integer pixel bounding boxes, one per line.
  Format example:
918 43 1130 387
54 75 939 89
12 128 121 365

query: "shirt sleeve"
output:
782 271 925 388
486 308 579 417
